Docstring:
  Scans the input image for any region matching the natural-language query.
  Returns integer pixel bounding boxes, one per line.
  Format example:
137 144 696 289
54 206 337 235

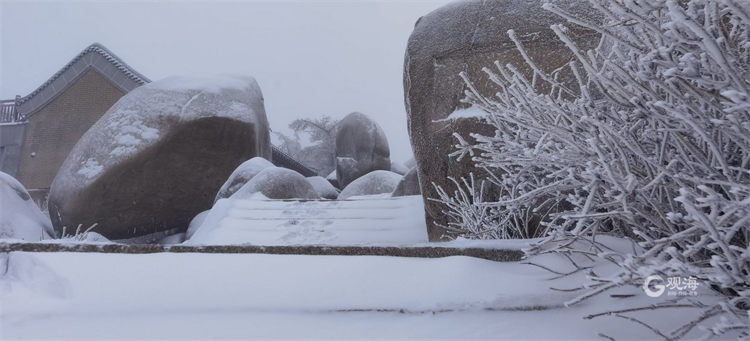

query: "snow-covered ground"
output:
1 242 721 340
187 195 429 246
0 195 727 339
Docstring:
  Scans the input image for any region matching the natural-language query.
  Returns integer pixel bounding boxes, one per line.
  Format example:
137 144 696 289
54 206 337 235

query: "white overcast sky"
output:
0 0 452 163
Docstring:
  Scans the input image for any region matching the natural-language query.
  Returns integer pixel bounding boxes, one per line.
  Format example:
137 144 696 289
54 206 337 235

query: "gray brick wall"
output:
16 69 125 189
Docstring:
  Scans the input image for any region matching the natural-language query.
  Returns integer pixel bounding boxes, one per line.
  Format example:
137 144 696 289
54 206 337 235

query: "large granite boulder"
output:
0 171 55 240
391 167 421 197
214 157 274 202
338 170 401 200
404 0 598 240
231 167 318 200
335 112 390 189
49 75 272 240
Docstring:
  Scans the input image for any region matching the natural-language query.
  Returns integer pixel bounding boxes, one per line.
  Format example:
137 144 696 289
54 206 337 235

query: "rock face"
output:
391 167 421 197
232 167 318 200
335 112 390 189
214 157 274 202
326 170 340 189
49 75 272 240
306 176 339 199
338 170 402 200
404 0 598 240
0 171 55 240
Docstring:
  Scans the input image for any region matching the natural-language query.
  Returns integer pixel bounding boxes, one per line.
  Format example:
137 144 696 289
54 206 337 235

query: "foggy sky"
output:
0 0 452 163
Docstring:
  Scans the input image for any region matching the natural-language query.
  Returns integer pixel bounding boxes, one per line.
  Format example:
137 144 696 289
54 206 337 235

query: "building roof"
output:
16 43 151 118
6 43 317 177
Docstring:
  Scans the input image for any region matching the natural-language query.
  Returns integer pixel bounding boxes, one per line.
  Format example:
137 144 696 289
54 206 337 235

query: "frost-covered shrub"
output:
439 0 749 337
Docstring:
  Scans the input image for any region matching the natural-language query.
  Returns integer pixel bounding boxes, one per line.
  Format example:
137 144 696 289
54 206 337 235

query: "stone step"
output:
186 196 431 245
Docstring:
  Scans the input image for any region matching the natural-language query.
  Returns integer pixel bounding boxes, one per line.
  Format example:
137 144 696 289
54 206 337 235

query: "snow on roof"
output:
15 43 151 117
143 75 255 94
18 43 150 105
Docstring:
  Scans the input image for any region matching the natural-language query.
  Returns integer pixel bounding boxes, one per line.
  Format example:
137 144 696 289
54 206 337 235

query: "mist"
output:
0 0 452 163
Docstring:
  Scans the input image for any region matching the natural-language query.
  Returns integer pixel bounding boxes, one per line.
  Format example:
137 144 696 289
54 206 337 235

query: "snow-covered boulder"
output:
48 75 272 240
214 157 274 202
390 161 409 175
404 0 597 240
0 172 55 241
335 112 390 189
232 167 318 200
392 167 421 197
338 170 401 200
306 176 339 199
185 210 210 240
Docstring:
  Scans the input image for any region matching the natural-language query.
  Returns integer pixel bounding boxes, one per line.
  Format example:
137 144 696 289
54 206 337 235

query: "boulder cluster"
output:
1 76 419 243
0 0 597 244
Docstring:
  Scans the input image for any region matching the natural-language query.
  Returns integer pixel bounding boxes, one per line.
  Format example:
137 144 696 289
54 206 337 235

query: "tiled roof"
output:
16 43 151 117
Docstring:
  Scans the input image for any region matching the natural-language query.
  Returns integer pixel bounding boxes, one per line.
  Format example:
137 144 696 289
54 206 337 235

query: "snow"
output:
230 166 317 200
338 170 402 200
143 74 256 94
106 111 160 158
0 238 723 339
41 231 113 245
186 195 428 246
306 175 339 199
436 236 537 250
435 105 488 122
214 157 274 201
75 158 103 179
0 122 26 127
0 188 727 339
185 210 209 239
0 172 54 241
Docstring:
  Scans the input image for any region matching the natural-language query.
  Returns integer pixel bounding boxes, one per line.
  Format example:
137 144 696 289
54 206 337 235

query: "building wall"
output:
0 123 26 176
16 69 125 189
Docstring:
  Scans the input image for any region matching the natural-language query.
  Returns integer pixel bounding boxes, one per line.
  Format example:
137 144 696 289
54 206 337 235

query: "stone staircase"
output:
186 195 431 246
